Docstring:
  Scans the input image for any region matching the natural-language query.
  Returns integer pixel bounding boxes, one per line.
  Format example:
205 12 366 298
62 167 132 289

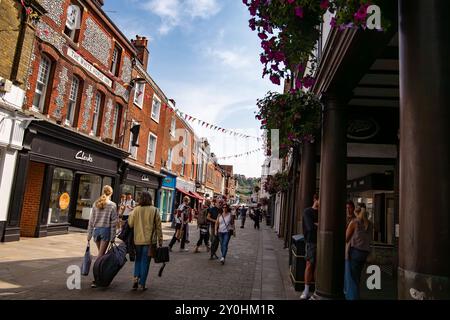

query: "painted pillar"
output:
313 92 347 299
398 0 450 299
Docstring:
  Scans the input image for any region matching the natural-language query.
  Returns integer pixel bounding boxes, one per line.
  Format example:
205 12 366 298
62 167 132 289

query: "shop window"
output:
103 176 113 189
170 117 176 137
183 129 189 147
129 120 139 159
75 175 102 221
66 76 81 127
151 95 161 122
91 92 103 136
146 133 157 165
48 168 73 224
133 82 144 108
110 44 122 77
32 55 52 113
64 4 82 42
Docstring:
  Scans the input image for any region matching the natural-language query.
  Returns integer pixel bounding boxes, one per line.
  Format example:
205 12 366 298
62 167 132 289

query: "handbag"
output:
154 246 170 263
81 243 92 276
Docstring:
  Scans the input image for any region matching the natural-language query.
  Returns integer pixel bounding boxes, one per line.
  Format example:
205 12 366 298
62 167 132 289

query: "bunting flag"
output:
167 107 261 140
216 148 263 160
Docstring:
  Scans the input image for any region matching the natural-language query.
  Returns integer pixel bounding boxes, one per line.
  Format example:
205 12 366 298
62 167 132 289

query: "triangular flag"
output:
189 116 192 120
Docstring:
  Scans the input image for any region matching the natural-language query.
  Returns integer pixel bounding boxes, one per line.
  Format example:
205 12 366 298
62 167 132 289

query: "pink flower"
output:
287 0 295 4
295 6 304 18
320 0 329 10
274 51 285 62
298 64 305 73
249 18 256 31
271 64 279 71
330 17 337 28
303 76 316 88
26 7 32 15
258 32 268 40
260 55 268 64
270 74 281 85
295 78 303 89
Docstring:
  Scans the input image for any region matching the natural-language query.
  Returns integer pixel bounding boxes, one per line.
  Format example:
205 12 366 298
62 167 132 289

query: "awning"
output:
176 187 191 197
189 191 205 201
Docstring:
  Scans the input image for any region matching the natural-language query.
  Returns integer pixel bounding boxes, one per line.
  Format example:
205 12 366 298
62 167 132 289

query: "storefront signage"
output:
162 174 176 189
75 150 93 163
347 118 380 140
142 175 150 182
67 47 113 88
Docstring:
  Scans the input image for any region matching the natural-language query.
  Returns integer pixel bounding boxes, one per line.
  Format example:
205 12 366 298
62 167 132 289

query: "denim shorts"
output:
93 227 111 242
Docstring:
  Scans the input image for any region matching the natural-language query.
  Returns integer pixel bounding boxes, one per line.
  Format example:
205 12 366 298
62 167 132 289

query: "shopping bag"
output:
81 243 92 276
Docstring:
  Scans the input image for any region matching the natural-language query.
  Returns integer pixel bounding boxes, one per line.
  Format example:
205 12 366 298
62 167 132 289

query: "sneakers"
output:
220 257 225 265
300 291 312 300
138 284 147 291
91 281 97 288
132 277 139 290
180 248 189 252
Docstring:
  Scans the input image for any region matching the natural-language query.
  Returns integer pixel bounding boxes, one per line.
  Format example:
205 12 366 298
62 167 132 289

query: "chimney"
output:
131 35 150 70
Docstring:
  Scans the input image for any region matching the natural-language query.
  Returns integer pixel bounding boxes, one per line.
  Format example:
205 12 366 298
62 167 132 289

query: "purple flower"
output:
270 74 281 85
298 64 305 73
249 18 256 31
249 5 257 16
295 78 303 89
271 64 279 71
354 4 369 23
287 0 295 4
260 55 268 64
258 32 268 40
295 6 304 18
274 51 285 62
303 76 315 88
320 0 329 10
330 17 337 28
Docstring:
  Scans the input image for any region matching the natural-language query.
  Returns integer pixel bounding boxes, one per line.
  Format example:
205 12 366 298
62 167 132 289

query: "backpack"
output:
197 209 207 226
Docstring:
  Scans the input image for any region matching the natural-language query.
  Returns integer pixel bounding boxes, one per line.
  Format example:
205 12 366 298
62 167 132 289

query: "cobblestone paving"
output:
0 220 298 300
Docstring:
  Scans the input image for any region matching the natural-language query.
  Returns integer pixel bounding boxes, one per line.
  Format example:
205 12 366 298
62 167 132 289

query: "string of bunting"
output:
164 104 261 141
216 148 262 160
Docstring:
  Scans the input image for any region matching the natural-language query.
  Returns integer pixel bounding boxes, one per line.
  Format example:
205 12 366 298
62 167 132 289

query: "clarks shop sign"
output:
75 150 93 163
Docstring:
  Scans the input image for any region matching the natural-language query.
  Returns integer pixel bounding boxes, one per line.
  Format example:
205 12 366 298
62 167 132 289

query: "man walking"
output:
253 204 262 230
240 205 247 228
300 194 319 300
207 199 221 260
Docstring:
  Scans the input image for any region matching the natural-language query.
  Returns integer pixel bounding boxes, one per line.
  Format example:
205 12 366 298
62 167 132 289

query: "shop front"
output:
159 170 176 222
120 162 163 207
3 121 128 241
176 178 197 210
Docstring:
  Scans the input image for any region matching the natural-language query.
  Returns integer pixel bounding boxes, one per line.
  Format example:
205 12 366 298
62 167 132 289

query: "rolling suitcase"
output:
93 242 127 287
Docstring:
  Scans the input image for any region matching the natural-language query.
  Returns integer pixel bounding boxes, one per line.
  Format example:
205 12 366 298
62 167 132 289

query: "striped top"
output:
87 200 118 241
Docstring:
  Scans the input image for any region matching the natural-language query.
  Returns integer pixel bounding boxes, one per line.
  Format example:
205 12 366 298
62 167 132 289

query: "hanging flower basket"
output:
256 90 322 157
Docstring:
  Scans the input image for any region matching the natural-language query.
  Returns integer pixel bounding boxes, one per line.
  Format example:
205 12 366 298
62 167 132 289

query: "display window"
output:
48 168 73 224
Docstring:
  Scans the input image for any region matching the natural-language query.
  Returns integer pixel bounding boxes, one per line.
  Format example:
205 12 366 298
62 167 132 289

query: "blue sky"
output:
103 0 281 177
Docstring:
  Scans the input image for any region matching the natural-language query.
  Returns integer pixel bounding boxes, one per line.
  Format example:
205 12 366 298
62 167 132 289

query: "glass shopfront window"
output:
121 184 156 206
48 168 73 224
76 174 102 220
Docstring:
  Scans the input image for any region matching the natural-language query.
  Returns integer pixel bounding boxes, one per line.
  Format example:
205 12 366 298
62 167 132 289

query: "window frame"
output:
133 82 145 108
151 94 161 123
64 4 82 42
111 104 121 144
128 119 139 159
180 157 185 176
146 133 158 166
32 55 52 113
110 44 122 77
167 148 173 170
65 76 81 126
91 91 103 136
170 117 176 137
183 129 188 147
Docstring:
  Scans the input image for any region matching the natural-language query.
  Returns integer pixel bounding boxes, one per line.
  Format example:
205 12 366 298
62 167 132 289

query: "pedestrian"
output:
215 203 234 265
300 194 319 300
168 196 191 252
117 194 126 231
207 199 221 260
120 193 135 228
240 205 247 228
254 204 262 230
128 191 163 291
87 185 118 288
194 200 210 253
344 203 373 300
346 200 356 227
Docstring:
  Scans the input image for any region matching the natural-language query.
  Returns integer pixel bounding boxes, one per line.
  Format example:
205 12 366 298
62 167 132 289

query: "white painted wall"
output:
0 148 17 222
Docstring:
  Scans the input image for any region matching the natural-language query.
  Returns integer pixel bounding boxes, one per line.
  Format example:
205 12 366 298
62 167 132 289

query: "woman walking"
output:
344 203 373 300
215 203 234 265
194 200 210 253
128 191 163 291
169 196 191 252
87 185 118 288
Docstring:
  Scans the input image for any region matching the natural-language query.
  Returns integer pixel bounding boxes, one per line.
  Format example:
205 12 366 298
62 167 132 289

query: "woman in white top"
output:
215 203 234 265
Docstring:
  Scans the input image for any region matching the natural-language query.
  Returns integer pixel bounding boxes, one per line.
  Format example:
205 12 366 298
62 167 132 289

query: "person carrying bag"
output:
128 191 163 291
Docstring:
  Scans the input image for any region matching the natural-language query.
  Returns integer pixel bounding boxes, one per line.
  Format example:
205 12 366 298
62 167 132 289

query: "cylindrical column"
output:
398 0 450 299
299 142 317 220
313 92 347 299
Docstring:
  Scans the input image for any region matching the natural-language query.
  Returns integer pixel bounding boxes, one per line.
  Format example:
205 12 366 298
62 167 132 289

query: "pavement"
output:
0 219 299 300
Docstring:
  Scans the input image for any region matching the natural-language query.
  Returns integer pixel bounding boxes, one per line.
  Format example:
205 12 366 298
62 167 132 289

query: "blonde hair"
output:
183 196 190 203
96 185 113 209
355 206 370 231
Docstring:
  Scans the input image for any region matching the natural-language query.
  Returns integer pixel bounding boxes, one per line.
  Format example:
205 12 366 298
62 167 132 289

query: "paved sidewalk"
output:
0 219 297 300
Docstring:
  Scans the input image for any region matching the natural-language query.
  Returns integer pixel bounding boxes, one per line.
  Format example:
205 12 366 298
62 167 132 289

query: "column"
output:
398 0 450 299
298 142 317 231
312 92 347 299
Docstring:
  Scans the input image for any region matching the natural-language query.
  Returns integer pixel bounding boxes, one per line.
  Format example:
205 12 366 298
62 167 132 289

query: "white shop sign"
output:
67 47 113 87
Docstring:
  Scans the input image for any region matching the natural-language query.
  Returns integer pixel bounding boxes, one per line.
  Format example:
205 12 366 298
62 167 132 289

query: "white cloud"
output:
206 47 252 69
142 0 221 35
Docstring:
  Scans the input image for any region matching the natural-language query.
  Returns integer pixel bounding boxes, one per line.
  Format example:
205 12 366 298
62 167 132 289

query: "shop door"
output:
69 173 102 229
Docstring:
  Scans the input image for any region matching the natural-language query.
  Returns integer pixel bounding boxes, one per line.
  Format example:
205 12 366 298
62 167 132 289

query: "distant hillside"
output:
234 174 261 203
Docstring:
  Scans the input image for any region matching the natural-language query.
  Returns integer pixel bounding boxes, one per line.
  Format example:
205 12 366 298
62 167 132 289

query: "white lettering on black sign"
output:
75 151 93 163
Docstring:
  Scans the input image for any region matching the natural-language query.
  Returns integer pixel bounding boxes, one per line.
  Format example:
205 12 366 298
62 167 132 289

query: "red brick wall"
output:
20 162 45 237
